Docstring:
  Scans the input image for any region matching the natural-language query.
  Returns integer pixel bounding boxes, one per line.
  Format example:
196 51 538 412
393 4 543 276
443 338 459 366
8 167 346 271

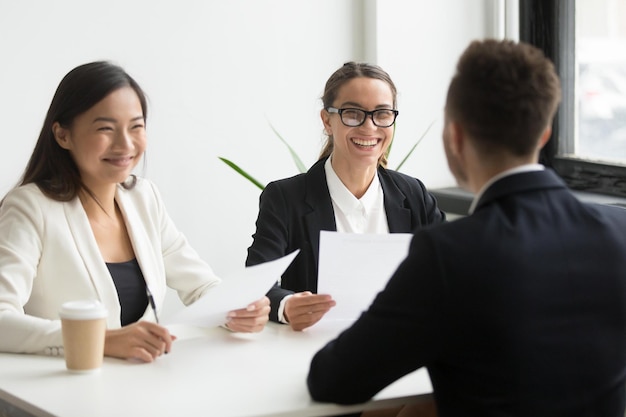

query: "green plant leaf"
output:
395 119 437 171
268 122 307 173
218 157 265 190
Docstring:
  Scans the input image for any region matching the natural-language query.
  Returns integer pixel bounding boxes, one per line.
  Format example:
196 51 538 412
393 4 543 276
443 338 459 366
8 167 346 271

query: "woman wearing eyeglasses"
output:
246 62 445 331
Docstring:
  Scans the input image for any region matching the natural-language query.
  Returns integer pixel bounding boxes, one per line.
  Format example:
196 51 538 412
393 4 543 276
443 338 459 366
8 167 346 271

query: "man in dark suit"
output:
307 39 626 416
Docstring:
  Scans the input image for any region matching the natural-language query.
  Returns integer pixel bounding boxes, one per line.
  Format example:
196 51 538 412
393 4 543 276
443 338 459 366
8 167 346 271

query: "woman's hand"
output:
104 321 176 362
284 291 336 331
226 296 271 333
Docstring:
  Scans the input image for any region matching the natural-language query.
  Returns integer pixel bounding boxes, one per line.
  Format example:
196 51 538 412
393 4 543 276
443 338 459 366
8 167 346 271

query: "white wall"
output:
373 1 495 189
0 0 492 310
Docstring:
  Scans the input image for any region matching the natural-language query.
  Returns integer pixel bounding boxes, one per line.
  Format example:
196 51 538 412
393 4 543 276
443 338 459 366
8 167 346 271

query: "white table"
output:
0 321 432 417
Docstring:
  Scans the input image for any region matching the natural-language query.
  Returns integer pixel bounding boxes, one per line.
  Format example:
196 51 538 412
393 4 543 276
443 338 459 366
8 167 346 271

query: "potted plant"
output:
219 119 437 190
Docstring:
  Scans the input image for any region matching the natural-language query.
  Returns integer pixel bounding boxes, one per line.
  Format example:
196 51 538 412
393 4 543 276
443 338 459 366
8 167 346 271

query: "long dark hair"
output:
19 61 148 201
319 62 398 167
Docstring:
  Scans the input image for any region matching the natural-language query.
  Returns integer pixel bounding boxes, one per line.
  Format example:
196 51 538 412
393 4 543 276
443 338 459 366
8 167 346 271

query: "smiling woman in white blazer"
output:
0 62 270 362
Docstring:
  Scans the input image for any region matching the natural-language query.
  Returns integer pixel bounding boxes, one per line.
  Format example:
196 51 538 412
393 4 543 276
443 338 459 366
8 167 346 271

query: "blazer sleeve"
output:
307 231 445 404
0 187 63 354
246 181 295 321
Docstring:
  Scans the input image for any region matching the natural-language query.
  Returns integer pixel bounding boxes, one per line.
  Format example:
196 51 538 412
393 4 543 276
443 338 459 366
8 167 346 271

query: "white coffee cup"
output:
59 300 108 373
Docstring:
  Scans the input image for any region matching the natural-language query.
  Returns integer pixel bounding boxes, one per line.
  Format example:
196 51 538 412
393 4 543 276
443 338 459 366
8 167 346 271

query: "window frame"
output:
520 0 626 198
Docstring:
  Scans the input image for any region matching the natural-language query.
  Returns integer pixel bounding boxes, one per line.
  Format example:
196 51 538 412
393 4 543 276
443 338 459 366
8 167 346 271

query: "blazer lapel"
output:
378 168 412 233
304 159 337 268
63 197 122 326
115 187 162 319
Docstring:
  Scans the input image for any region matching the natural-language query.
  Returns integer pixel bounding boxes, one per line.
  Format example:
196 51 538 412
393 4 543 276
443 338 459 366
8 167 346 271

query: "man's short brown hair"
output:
445 39 562 156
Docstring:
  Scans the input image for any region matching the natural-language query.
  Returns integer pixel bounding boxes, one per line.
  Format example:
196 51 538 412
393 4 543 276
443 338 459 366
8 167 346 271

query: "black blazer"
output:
246 157 446 322
308 169 626 416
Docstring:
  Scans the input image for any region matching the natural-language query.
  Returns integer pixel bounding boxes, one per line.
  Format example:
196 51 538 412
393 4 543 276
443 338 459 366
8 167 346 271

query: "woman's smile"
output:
103 155 135 167
351 136 381 148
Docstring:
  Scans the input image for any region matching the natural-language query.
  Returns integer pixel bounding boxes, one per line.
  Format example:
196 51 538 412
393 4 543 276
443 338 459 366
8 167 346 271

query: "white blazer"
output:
0 178 220 355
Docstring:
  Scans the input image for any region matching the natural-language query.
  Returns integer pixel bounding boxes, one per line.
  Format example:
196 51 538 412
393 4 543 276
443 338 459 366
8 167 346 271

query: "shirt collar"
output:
324 157 382 216
468 164 545 214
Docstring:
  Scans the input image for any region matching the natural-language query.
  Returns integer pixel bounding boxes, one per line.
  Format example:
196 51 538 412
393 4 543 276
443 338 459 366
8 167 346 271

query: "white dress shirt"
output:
325 157 389 234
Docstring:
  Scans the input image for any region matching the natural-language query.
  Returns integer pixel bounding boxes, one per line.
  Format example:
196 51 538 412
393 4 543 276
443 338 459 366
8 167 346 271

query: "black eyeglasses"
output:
326 107 399 128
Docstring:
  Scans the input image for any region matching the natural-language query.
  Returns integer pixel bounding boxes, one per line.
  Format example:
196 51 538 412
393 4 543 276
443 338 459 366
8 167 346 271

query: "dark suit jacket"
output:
308 169 626 416
246 157 446 322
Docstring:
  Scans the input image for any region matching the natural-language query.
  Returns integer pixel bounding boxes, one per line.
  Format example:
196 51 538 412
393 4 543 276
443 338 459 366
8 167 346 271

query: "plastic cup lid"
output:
59 300 108 320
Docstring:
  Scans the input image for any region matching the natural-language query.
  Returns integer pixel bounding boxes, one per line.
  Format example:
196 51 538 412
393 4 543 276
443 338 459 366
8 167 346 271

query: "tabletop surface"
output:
0 320 432 417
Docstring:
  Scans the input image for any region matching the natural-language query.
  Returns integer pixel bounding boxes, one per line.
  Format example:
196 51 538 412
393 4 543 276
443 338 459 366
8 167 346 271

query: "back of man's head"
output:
445 39 562 157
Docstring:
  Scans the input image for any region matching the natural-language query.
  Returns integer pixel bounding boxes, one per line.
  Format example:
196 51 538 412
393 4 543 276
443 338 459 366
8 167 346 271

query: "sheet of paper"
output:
162 250 299 327
317 231 413 322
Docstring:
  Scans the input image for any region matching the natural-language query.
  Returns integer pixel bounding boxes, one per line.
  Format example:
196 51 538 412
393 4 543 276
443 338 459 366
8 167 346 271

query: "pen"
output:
146 287 159 324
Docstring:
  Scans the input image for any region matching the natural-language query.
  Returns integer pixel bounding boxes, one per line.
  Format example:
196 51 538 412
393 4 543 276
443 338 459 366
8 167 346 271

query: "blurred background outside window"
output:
576 0 626 163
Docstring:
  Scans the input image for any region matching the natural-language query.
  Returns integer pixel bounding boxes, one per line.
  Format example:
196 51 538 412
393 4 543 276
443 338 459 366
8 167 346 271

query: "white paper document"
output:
163 250 299 327
317 231 413 322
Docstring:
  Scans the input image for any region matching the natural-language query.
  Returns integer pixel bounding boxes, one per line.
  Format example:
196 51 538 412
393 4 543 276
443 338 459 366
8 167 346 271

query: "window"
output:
520 0 626 197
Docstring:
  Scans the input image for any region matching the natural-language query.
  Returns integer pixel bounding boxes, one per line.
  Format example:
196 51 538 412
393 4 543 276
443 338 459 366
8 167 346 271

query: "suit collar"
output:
115 186 162 315
62 185 162 326
303 158 336 269
304 157 413 233
64 196 122 327
301 158 413 268
474 169 568 213
378 167 412 232
469 164 544 214
304 158 336 220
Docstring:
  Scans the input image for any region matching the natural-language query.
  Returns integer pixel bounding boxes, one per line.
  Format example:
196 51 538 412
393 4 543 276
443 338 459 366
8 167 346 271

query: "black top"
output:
106 258 148 326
